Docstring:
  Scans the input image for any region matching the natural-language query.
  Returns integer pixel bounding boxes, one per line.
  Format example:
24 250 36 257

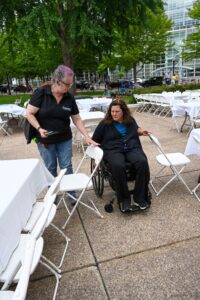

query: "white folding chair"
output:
58 145 104 229
191 135 200 202
0 200 60 300
149 134 192 196
0 235 35 300
0 235 54 297
0 115 10 136
23 169 70 274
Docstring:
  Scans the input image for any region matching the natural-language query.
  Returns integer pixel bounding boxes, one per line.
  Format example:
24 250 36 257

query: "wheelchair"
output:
91 158 151 213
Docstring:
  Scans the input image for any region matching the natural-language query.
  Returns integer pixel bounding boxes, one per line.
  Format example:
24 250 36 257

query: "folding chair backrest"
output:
45 168 66 197
12 235 35 300
85 145 103 165
0 235 35 300
31 194 56 240
149 134 173 166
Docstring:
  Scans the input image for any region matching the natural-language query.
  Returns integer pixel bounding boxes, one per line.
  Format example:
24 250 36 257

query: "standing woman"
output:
26 65 98 180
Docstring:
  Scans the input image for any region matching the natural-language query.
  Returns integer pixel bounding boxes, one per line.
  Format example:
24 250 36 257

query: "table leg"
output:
180 112 190 132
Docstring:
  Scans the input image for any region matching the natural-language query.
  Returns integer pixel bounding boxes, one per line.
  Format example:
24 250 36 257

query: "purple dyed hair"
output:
52 64 74 82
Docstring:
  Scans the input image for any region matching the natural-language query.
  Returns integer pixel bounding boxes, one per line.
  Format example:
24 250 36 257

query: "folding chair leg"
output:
150 166 192 196
192 183 200 202
40 260 61 300
0 125 10 136
50 223 70 270
62 193 103 230
41 223 70 274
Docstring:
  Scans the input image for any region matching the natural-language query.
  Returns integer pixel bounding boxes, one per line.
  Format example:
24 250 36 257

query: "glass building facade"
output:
145 0 200 81
104 0 200 82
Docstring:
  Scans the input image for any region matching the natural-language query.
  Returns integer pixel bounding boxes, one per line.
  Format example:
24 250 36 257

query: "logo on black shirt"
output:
62 106 71 111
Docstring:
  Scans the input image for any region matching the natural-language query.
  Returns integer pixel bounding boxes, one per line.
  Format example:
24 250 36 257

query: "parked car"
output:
13 85 33 93
75 80 90 90
108 80 133 89
142 76 163 87
13 84 33 93
0 85 7 93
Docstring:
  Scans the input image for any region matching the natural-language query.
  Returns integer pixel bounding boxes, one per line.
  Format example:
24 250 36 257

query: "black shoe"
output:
138 202 150 210
133 199 150 210
121 200 132 213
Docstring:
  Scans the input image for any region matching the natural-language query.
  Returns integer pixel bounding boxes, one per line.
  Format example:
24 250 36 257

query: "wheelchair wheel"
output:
90 159 104 197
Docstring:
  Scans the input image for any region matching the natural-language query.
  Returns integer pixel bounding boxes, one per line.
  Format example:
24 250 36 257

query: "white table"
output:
172 102 200 132
80 111 105 121
0 104 26 116
76 98 112 112
184 128 200 156
0 158 54 273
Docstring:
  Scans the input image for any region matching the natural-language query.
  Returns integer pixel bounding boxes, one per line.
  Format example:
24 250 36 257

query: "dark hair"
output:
104 99 132 125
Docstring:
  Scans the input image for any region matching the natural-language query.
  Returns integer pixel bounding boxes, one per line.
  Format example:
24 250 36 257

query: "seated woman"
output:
92 99 151 212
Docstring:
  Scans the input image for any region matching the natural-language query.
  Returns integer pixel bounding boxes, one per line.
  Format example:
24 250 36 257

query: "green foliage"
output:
182 1 200 61
0 0 166 80
100 6 172 81
117 71 124 79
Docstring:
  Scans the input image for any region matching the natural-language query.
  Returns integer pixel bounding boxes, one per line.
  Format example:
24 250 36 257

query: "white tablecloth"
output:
71 111 105 130
76 98 112 112
0 104 26 116
0 158 54 273
173 102 200 118
80 111 105 121
184 129 200 156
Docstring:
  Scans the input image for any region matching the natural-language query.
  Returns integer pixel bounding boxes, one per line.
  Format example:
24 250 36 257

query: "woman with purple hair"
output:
26 65 98 200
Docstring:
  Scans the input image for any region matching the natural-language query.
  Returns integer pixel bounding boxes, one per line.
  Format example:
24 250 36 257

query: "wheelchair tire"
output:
90 159 104 197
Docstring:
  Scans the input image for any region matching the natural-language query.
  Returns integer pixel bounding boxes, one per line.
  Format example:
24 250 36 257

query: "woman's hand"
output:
38 128 48 138
85 135 100 146
141 130 150 136
137 128 151 136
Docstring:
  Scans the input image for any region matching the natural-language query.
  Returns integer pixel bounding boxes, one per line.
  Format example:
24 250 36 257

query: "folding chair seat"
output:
149 134 192 196
22 169 70 274
0 235 35 300
58 145 104 229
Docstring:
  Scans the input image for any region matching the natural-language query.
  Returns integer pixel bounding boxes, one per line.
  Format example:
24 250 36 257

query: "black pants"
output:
104 149 150 206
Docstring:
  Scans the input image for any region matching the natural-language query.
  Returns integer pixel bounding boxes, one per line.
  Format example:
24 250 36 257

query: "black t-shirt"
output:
29 85 79 144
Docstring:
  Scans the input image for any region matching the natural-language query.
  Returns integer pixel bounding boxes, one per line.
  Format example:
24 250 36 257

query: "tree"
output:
182 1 200 61
0 0 164 74
102 7 172 81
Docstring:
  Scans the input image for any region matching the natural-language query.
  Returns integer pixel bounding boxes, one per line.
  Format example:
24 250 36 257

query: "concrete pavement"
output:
1 111 200 300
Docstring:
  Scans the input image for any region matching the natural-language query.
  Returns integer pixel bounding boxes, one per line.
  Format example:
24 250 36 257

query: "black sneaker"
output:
133 199 150 210
138 202 150 210
120 200 132 213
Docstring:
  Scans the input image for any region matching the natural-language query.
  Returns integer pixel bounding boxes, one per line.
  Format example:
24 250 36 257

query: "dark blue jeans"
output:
37 139 76 198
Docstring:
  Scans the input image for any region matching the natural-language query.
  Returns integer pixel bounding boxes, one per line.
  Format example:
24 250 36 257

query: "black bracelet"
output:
37 126 41 131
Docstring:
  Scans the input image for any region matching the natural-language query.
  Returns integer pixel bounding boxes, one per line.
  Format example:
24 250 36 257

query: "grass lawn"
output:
0 91 134 106
0 94 30 105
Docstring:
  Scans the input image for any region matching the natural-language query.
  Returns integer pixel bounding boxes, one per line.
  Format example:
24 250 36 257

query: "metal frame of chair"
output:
23 169 70 274
149 134 192 196
58 145 104 229
0 115 10 136
191 135 200 202
0 235 35 300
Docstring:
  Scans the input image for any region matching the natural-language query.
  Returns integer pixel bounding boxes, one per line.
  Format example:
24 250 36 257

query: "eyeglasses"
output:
60 80 73 88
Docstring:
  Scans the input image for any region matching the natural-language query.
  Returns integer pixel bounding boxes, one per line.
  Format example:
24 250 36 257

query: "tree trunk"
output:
6 75 11 95
133 66 137 83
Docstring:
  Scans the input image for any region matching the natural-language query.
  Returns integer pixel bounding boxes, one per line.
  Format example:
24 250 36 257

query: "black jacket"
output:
92 118 142 154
